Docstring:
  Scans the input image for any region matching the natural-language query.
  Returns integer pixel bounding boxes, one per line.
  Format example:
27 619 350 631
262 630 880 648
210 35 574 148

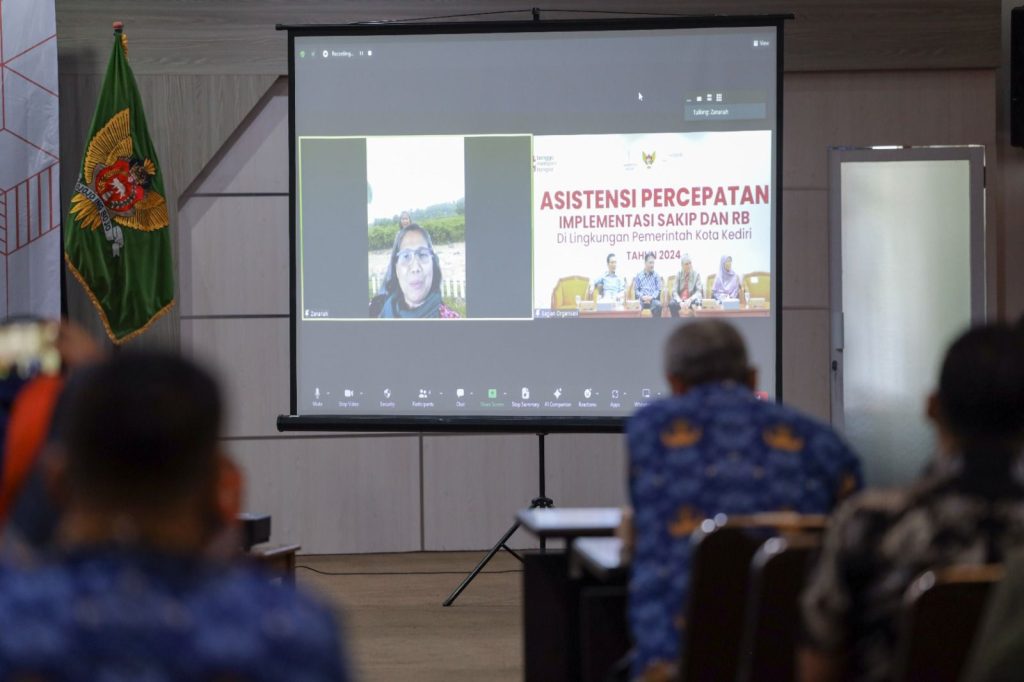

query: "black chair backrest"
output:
681 521 769 682
894 565 1004 682
680 514 826 682
736 533 821 682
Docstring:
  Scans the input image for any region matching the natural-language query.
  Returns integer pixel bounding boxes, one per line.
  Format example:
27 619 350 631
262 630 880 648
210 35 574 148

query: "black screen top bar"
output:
277 15 792 36
278 414 626 434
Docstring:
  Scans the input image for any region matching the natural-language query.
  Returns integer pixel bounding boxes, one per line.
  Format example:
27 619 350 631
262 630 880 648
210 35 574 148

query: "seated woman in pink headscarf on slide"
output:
712 255 742 301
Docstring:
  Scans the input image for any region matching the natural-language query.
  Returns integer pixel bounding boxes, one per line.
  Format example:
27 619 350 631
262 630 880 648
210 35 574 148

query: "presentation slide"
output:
289 20 780 425
532 131 771 316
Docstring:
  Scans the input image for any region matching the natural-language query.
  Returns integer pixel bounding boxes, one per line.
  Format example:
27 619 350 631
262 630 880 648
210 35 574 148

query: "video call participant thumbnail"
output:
372 223 460 319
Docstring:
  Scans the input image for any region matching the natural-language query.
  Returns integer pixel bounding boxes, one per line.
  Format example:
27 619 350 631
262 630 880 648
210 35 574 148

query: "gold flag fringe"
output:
64 252 175 345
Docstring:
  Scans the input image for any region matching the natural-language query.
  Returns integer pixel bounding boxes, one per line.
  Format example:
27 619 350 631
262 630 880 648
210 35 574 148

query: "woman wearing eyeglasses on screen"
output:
373 223 460 319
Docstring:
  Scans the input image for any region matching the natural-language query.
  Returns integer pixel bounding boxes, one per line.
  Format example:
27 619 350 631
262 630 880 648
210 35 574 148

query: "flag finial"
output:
112 21 123 31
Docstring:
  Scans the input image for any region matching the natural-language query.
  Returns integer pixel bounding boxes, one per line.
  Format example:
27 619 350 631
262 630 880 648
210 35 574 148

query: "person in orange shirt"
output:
0 321 103 533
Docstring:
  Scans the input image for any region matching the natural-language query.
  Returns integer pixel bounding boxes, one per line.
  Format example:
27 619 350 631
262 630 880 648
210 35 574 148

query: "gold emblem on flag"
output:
69 108 167 234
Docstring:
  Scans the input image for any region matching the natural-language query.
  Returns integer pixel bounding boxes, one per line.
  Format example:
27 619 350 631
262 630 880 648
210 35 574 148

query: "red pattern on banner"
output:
0 1 60 316
4 34 55 66
5 63 57 98
1 166 60 256
4 127 59 161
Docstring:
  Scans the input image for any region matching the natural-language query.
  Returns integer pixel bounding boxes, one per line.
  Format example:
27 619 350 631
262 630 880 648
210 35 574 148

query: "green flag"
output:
64 27 174 344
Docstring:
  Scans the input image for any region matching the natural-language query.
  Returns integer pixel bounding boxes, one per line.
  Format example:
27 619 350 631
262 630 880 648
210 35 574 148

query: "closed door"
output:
828 147 986 486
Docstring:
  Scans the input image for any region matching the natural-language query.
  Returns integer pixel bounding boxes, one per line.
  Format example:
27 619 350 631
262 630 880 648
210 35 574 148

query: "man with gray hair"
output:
668 253 703 316
626 319 861 682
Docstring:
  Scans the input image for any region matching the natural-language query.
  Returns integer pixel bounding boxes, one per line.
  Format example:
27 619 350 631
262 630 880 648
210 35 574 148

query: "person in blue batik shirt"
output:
632 252 664 317
0 351 351 682
626 320 861 682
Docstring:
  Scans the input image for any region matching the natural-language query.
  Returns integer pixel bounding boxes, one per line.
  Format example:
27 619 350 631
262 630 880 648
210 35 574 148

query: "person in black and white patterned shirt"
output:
799 323 1024 682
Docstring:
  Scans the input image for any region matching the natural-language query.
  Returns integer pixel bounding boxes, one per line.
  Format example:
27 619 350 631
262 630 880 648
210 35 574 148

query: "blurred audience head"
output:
930 323 1024 454
51 350 236 547
664 320 754 394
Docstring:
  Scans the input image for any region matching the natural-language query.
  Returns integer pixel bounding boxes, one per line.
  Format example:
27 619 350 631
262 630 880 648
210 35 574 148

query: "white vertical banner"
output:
0 0 60 319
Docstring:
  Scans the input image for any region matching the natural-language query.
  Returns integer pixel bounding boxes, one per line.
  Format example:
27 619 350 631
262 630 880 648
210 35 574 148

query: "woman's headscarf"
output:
716 255 740 297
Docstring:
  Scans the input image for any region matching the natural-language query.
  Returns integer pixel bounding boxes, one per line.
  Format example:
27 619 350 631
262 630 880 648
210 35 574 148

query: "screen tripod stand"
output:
442 432 552 607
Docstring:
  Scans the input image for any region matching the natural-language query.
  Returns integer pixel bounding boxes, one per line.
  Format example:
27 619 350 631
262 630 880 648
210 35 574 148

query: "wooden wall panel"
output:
191 79 289 196
780 190 829 310
232 436 422 554
999 0 1024 320
139 75 279 196
422 435 540 551
780 308 831 421
181 317 290 438
178 195 290 316
999 147 1024 321
544 433 629 508
421 433 628 551
783 70 997 190
55 0 999 75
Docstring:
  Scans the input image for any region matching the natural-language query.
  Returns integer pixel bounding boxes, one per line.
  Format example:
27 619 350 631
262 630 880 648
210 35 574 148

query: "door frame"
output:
827 146 987 428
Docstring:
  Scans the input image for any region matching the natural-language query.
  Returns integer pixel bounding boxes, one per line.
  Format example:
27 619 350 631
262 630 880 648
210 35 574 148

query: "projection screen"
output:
281 17 784 432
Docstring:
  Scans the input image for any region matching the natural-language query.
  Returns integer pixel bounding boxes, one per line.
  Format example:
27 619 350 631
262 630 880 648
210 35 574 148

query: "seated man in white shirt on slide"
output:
591 252 627 301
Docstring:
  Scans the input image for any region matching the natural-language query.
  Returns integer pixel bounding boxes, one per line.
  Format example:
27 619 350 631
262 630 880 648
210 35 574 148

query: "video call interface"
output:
291 22 780 420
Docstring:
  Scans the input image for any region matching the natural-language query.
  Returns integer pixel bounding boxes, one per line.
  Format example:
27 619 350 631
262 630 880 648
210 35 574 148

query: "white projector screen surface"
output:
288 19 781 428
